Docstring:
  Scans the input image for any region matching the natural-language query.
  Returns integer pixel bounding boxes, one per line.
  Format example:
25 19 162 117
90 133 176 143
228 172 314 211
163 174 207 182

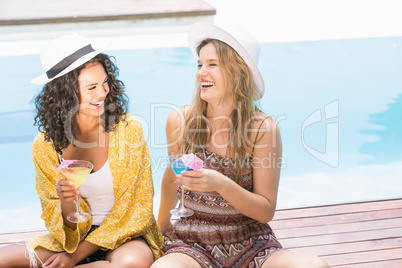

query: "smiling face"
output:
78 62 109 117
196 42 227 105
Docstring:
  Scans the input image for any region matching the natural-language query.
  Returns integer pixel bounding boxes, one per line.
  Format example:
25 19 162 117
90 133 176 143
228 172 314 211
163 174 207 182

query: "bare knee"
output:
150 258 179 268
151 253 200 268
109 240 154 268
264 250 329 268
310 256 329 268
151 257 175 268
150 260 165 268
115 254 153 268
289 254 329 268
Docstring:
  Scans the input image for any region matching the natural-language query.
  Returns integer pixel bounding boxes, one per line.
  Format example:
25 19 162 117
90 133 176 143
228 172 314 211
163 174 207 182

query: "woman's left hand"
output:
177 169 228 193
42 252 77 268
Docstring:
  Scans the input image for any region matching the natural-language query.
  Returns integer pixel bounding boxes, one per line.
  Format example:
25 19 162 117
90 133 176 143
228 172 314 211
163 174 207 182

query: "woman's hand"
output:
178 169 228 193
56 179 78 203
42 252 77 268
56 179 79 229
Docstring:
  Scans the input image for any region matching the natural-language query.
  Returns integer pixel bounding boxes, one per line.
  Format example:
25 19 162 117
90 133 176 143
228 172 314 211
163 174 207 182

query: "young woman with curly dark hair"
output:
0 33 162 267
33 52 128 155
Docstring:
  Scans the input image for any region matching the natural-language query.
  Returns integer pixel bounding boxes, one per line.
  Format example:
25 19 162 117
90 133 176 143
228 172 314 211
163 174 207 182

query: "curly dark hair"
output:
34 53 128 154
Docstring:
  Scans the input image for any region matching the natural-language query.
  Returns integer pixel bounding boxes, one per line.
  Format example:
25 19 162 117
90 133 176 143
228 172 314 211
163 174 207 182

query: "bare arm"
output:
221 116 282 222
70 240 100 263
42 240 100 267
56 179 79 230
157 108 185 233
158 169 179 234
179 116 282 223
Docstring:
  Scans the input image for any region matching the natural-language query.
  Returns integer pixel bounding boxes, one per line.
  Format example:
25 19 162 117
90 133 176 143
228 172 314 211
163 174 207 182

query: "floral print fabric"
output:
28 114 163 259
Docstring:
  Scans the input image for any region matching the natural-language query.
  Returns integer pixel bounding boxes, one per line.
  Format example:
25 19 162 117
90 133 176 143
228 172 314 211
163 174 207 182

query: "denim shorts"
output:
84 225 109 262
83 225 149 263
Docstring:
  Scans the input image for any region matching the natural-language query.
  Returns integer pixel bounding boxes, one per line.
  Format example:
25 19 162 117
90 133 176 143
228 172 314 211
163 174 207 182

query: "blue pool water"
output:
1 36 401 232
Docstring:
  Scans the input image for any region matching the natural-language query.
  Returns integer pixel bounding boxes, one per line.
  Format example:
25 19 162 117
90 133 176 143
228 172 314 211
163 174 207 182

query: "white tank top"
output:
79 159 115 225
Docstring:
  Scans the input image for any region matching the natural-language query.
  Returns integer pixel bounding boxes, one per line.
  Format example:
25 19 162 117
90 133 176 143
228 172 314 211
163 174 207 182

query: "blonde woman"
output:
152 23 329 268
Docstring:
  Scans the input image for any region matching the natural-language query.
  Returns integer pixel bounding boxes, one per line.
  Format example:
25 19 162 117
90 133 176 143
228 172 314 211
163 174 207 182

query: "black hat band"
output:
46 44 95 79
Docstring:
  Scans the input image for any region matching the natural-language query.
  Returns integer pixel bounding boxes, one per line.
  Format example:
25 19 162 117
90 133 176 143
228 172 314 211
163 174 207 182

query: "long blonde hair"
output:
179 39 261 184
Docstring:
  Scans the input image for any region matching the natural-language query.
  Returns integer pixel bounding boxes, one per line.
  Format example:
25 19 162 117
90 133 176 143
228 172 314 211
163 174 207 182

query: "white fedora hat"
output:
187 22 265 99
31 33 110 85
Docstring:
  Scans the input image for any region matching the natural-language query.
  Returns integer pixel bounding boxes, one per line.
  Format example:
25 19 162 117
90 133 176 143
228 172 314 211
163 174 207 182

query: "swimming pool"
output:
1 36 401 232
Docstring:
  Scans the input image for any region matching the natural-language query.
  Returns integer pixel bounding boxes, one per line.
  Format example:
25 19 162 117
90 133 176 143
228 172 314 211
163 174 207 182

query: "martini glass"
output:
60 160 93 223
169 154 194 217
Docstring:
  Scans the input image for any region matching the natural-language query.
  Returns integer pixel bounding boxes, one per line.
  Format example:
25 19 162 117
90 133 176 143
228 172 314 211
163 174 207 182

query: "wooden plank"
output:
273 217 402 238
279 227 402 248
0 198 401 266
274 198 402 220
274 199 402 266
287 237 402 257
270 208 402 229
325 248 402 266
334 258 402 268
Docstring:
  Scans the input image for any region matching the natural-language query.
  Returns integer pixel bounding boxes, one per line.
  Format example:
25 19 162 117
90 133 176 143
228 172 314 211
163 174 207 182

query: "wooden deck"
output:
270 198 402 267
1 198 401 267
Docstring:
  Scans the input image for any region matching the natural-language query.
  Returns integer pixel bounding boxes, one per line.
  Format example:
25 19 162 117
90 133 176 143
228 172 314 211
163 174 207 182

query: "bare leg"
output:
0 243 55 268
76 238 154 268
261 249 329 268
151 253 201 268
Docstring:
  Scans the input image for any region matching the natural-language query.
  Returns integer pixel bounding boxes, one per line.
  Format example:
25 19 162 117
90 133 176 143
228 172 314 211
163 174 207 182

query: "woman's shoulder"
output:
32 132 57 159
249 112 280 147
121 113 138 122
118 113 142 129
33 132 45 143
113 113 148 146
166 105 189 127
33 132 52 149
165 106 190 150
251 111 278 129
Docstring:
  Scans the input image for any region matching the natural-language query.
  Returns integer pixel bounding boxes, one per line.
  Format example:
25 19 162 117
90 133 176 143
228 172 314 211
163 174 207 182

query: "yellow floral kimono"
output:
29 114 163 260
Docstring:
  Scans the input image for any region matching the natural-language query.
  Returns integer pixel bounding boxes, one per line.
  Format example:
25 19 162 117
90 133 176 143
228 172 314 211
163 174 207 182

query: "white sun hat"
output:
31 32 110 85
187 22 265 99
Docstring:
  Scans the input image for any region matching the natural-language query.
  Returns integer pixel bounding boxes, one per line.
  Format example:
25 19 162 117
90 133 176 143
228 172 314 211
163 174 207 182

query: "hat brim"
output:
31 41 111 85
187 22 265 99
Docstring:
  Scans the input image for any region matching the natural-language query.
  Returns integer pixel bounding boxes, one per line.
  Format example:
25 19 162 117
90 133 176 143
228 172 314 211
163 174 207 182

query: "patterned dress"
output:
163 151 282 268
